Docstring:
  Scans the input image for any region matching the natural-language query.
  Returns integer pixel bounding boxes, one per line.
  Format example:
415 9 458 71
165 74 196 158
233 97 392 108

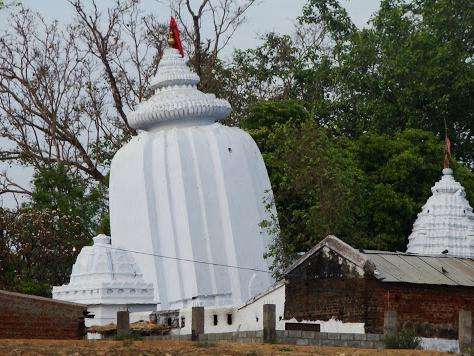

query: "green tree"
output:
354 129 444 251
0 165 108 296
300 0 474 164
247 103 365 276
29 164 107 236
245 101 474 274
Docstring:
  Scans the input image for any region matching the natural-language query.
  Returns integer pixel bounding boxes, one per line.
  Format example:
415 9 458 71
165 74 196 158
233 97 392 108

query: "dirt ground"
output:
0 339 451 355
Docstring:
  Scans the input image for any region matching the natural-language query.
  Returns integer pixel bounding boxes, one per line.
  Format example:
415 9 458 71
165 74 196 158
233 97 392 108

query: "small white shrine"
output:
52 235 156 326
407 168 474 258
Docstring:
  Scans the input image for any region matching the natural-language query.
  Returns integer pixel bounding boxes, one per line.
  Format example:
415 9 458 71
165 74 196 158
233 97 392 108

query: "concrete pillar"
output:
383 310 397 337
263 304 276 343
459 310 472 354
191 306 205 341
117 310 130 337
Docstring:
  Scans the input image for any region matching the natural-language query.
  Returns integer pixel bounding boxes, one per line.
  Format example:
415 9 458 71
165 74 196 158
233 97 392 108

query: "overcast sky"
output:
1 0 380 56
0 0 380 207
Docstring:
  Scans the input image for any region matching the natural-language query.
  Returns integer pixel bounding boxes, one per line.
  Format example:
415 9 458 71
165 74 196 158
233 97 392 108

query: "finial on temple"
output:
169 17 184 57
444 134 451 169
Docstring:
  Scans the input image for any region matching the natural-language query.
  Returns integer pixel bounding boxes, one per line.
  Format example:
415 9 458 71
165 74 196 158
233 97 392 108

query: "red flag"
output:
444 135 451 169
169 17 185 58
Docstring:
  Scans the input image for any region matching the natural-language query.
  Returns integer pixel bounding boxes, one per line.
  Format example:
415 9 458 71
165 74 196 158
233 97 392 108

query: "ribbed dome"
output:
129 48 231 130
53 235 155 304
70 235 141 283
407 168 474 258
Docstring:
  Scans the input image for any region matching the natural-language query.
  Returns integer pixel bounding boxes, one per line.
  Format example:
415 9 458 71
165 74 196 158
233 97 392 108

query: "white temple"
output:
52 235 156 325
407 168 474 258
108 46 275 309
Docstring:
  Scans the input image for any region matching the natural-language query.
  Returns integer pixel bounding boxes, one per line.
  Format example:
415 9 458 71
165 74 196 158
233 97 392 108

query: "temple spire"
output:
406 166 474 258
128 22 230 131
443 116 451 169
444 134 451 169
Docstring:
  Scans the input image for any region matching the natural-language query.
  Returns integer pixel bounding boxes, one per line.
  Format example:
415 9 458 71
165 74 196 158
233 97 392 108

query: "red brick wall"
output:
380 283 474 338
284 249 383 332
0 290 86 339
284 250 474 337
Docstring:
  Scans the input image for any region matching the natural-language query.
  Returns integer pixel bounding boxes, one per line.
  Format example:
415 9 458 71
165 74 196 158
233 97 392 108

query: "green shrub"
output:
383 328 421 349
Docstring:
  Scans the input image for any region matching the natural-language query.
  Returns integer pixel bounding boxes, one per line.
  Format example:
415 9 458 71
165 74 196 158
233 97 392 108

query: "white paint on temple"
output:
109 47 275 310
52 234 156 326
407 168 474 258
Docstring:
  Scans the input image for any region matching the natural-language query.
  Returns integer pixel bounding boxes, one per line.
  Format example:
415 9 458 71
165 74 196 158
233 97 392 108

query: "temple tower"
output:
407 168 474 258
109 28 275 310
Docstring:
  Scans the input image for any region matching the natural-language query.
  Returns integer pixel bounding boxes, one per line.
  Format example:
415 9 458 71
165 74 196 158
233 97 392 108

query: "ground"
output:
0 340 450 355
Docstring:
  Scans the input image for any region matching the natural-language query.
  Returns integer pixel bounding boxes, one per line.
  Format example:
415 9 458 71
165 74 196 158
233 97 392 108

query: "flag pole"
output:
443 117 451 169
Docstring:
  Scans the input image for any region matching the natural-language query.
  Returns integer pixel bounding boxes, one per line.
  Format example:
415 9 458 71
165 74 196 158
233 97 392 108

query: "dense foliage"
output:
248 101 473 276
0 165 107 296
231 0 474 274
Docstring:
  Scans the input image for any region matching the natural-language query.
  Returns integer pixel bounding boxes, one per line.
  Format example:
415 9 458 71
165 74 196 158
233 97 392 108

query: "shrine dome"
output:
52 234 155 305
407 168 474 258
129 47 231 130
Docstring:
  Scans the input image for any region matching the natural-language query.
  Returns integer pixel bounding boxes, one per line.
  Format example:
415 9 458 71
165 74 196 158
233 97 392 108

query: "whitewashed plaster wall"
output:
86 304 155 327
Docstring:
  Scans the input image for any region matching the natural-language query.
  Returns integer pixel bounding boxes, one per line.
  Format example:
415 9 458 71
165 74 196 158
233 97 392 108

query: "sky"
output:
0 0 380 207
0 0 381 56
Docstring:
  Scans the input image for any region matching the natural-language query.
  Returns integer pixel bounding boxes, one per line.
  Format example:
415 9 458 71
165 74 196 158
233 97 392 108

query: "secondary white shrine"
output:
108 45 275 309
407 168 474 258
52 235 156 325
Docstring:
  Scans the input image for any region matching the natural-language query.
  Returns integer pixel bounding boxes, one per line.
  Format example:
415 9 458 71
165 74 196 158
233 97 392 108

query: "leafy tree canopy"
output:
249 101 474 276
0 165 107 296
301 0 474 164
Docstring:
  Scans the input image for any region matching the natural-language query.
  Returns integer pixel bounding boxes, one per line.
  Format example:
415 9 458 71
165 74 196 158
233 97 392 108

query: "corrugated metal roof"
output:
362 251 474 287
285 236 474 287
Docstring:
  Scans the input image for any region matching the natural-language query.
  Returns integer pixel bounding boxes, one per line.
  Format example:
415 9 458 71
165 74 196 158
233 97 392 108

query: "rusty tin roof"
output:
285 236 474 287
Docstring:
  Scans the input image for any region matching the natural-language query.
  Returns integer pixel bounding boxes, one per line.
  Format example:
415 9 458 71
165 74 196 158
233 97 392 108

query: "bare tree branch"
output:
171 0 258 89
0 3 167 198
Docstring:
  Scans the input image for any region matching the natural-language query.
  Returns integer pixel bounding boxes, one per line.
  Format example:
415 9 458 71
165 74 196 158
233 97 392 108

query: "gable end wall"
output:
284 249 474 337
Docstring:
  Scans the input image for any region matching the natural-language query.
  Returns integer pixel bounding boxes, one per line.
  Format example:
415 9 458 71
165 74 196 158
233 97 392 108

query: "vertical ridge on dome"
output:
407 168 474 258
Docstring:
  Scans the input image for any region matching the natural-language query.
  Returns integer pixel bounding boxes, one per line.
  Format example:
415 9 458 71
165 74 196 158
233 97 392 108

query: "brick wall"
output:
382 283 474 338
0 290 87 339
284 250 474 337
284 249 383 332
